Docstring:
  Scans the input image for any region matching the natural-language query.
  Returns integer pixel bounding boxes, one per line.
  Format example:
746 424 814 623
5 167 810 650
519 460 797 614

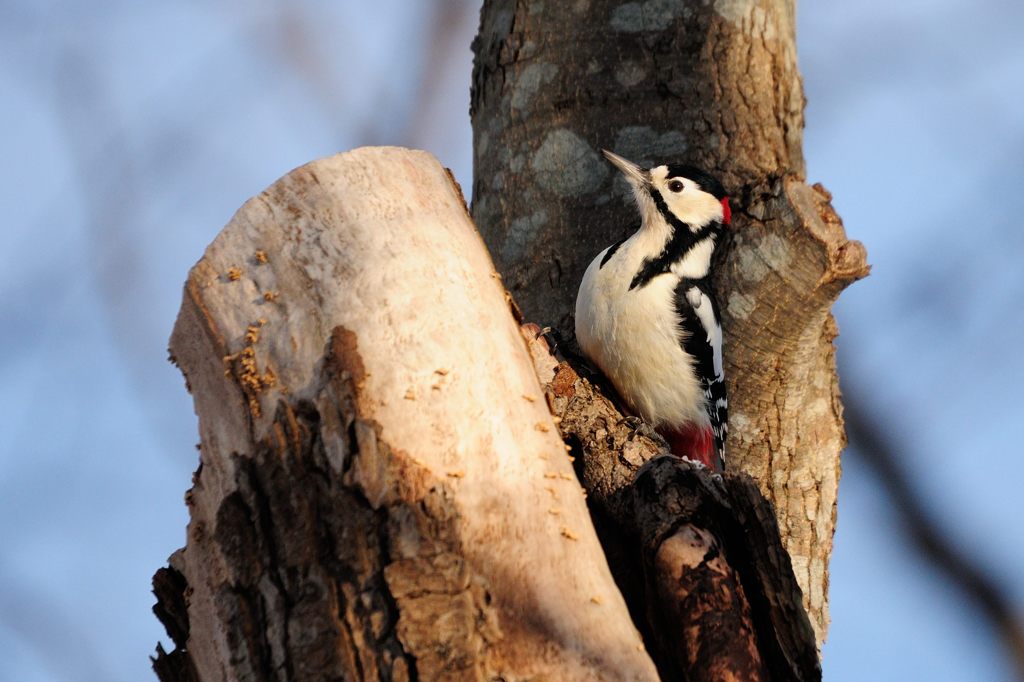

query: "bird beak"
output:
602 149 649 188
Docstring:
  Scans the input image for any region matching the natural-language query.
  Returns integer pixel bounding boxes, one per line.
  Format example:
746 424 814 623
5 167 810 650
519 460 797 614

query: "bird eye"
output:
668 179 684 193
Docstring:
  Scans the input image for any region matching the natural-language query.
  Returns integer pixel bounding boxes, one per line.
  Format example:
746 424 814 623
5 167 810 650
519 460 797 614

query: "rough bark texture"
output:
471 0 869 640
632 457 821 680
156 147 659 681
528 335 819 681
635 466 767 681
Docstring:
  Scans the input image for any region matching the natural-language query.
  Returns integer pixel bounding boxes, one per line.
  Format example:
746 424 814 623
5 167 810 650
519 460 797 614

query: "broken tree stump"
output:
156 145 821 681
157 147 659 681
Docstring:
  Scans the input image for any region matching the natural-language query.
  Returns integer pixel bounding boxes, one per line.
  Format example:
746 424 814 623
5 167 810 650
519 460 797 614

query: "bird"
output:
574 150 730 471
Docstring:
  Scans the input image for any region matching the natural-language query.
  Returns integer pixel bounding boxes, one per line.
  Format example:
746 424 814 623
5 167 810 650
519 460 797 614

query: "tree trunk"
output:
155 146 821 681
155 2 866 677
471 0 868 641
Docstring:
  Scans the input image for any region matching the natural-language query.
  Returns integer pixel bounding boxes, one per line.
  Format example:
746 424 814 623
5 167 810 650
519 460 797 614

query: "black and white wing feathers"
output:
674 279 728 463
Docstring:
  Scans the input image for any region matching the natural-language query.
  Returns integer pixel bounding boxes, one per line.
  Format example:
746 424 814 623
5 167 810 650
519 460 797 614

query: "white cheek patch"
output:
663 185 723 228
671 238 715 279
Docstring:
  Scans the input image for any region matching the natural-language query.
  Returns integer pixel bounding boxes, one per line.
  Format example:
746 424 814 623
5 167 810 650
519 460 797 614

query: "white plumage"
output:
574 150 729 468
575 231 708 429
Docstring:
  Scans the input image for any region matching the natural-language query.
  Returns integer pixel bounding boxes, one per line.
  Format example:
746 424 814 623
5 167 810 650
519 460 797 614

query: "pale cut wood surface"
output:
167 146 658 680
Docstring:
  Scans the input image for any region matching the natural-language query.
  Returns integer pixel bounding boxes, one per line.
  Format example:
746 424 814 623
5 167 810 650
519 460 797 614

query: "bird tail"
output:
659 424 722 472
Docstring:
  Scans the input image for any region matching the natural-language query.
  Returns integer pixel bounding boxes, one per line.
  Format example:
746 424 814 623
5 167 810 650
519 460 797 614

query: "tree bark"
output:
530 343 819 680
155 1 867 674
157 148 659 680
471 0 868 641
156 145 822 679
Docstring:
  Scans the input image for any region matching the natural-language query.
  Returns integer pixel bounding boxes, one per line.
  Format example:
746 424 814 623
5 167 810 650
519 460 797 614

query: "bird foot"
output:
618 415 658 441
678 455 707 469
534 326 561 353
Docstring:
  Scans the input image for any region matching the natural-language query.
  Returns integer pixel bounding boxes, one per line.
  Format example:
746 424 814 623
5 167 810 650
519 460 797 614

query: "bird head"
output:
602 150 730 233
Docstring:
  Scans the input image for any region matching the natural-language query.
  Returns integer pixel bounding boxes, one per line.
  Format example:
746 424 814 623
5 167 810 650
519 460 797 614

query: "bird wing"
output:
673 281 728 462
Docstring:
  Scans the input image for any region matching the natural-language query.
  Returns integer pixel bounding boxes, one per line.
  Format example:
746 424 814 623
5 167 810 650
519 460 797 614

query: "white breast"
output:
574 237 709 429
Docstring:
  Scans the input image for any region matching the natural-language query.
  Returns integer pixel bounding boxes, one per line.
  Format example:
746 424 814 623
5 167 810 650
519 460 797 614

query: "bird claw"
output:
534 326 562 353
617 415 641 429
678 455 707 470
618 415 657 441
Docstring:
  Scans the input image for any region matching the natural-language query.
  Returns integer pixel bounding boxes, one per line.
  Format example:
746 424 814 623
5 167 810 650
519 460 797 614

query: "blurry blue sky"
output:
1 1 1021 680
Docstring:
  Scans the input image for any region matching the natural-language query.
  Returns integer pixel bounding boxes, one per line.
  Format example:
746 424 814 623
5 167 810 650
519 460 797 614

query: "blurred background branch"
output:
844 387 1024 678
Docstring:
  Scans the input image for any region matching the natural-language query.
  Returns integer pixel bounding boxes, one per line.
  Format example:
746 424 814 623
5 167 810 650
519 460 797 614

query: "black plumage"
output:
628 187 718 291
673 278 728 458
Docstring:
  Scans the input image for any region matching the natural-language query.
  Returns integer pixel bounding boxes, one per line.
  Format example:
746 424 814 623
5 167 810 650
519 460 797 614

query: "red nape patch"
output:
721 197 732 225
658 424 722 472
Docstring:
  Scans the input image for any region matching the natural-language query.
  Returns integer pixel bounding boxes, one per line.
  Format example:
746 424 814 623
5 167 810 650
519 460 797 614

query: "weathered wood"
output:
633 457 820 681
639 514 766 679
526 332 819 680
157 147 659 680
152 562 199 682
471 0 869 640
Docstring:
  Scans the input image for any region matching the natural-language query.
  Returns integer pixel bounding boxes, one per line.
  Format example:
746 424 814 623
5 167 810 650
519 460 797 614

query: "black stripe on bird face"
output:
649 186 689 233
626 187 720 291
650 171 726 230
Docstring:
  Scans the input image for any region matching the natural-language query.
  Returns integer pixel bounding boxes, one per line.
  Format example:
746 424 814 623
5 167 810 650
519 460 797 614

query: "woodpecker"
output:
574 150 730 471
